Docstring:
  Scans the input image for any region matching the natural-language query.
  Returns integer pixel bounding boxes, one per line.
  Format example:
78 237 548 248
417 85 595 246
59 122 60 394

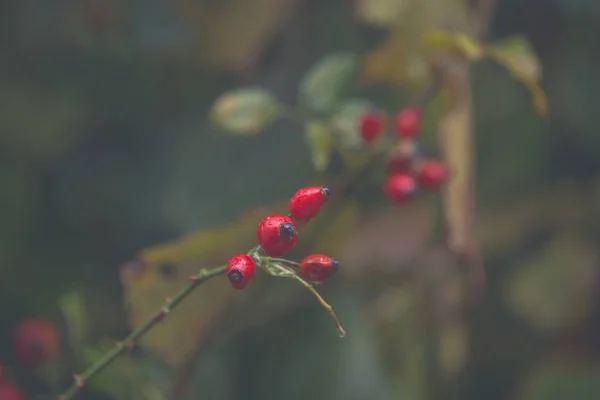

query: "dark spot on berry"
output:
321 187 331 199
227 269 244 284
331 258 340 273
159 263 177 279
279 222 297 241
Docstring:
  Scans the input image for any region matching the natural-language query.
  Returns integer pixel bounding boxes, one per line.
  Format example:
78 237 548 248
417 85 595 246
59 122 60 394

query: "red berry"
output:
394 107 421 138
416 159 449 189
257 214 299 257
299 254 340 284
289 186 330 223
384 173 418 203
385 139 420 173
14 319 60 369
0 382 25 400
359 112 385 143
226 255 255 290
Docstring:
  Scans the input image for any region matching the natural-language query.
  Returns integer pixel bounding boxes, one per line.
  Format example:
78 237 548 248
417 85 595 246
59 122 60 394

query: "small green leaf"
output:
299 53 359 114
210 87 280 135
305 121 333 172
424 30 484 60
59 289 88 353
330 99 376 150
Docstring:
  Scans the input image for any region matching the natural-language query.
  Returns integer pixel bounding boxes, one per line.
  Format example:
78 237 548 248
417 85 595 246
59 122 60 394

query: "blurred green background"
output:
1 0 599 399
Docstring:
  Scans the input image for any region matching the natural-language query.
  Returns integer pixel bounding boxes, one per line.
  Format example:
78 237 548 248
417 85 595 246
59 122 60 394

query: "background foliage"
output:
0 0 599 399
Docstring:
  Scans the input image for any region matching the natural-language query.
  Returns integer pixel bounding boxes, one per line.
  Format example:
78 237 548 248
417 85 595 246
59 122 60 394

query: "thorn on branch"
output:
189 274 199 281
73 374 85 388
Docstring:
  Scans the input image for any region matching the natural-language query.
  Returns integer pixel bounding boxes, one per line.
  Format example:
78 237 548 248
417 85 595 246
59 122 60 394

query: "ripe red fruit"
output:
299 254 340 284
257 214 299 257
384 173 418 203
0 382 25 400
416 159 449 189
226 255 256 290
289 186 330 223
359 112 385 143
394 107 422 138
14 319 60 369
385 139 420 173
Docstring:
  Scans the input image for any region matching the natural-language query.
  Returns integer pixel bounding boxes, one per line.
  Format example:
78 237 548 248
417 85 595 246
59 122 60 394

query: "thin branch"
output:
58 265 227 400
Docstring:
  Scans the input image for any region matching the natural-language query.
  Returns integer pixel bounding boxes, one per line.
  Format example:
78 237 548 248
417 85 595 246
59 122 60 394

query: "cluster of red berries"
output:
0 319 60 400
226 186 340 289
359 106 449 202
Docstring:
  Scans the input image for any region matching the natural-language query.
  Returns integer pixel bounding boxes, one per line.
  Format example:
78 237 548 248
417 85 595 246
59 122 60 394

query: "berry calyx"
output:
359 112 385 143
226 255 256 290
0 382 25 400
299 254 340 284
289 186 330 223
394 107 421 138
257 214 299 257
416 159 449 189
385 139 420 173
384 173 418 203
14 319 60 369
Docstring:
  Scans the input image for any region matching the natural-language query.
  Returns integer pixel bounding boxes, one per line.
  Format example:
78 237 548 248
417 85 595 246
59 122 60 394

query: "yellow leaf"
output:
305 121 333 173
355 0 410 28
424 30 484 60
485 35 548 116
210 87 280 135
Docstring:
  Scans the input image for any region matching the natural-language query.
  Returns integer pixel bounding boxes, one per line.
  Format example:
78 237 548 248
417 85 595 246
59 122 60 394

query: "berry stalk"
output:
58 264 227 400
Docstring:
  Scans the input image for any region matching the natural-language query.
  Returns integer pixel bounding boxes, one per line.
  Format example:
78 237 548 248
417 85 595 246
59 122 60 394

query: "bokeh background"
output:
1 0 600 399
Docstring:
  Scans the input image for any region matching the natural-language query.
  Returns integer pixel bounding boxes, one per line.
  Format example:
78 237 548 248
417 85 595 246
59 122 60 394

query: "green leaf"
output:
330 98 376 150
59 289 88 353
299 53 359 114
210 87 280 135
485 35 548 116
305 121 333 172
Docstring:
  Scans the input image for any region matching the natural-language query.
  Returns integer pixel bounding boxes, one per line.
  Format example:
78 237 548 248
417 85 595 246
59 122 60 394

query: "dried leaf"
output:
305 121 333 173
210 88 280 135
298 53 359 114
485 35 548 116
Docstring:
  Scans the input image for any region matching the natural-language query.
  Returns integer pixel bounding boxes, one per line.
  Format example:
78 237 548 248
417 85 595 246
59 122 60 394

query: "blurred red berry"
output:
416 159 449 189
394 107 421 138
226 255 256 290
0 382 25 400
385 139 420 173
299 254 340 284
359 112 385 143
289 186 330 223
14 319 60 369
257 214 299 257
384 173 418 203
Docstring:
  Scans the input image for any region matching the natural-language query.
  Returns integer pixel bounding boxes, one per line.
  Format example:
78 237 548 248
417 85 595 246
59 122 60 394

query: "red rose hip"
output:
384 173 418 203
299 254 340 284
359 112 385 143
416 159 449 189
226 255 255 290
0 382 25 400
289 186 330 223
385 139 420 173
14 318 60 369
257 214 299 257
394 107 421 138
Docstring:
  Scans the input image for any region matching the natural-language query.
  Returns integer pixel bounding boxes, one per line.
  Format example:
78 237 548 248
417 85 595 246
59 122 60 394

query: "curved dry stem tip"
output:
289 272 346 338
73 374 85 388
